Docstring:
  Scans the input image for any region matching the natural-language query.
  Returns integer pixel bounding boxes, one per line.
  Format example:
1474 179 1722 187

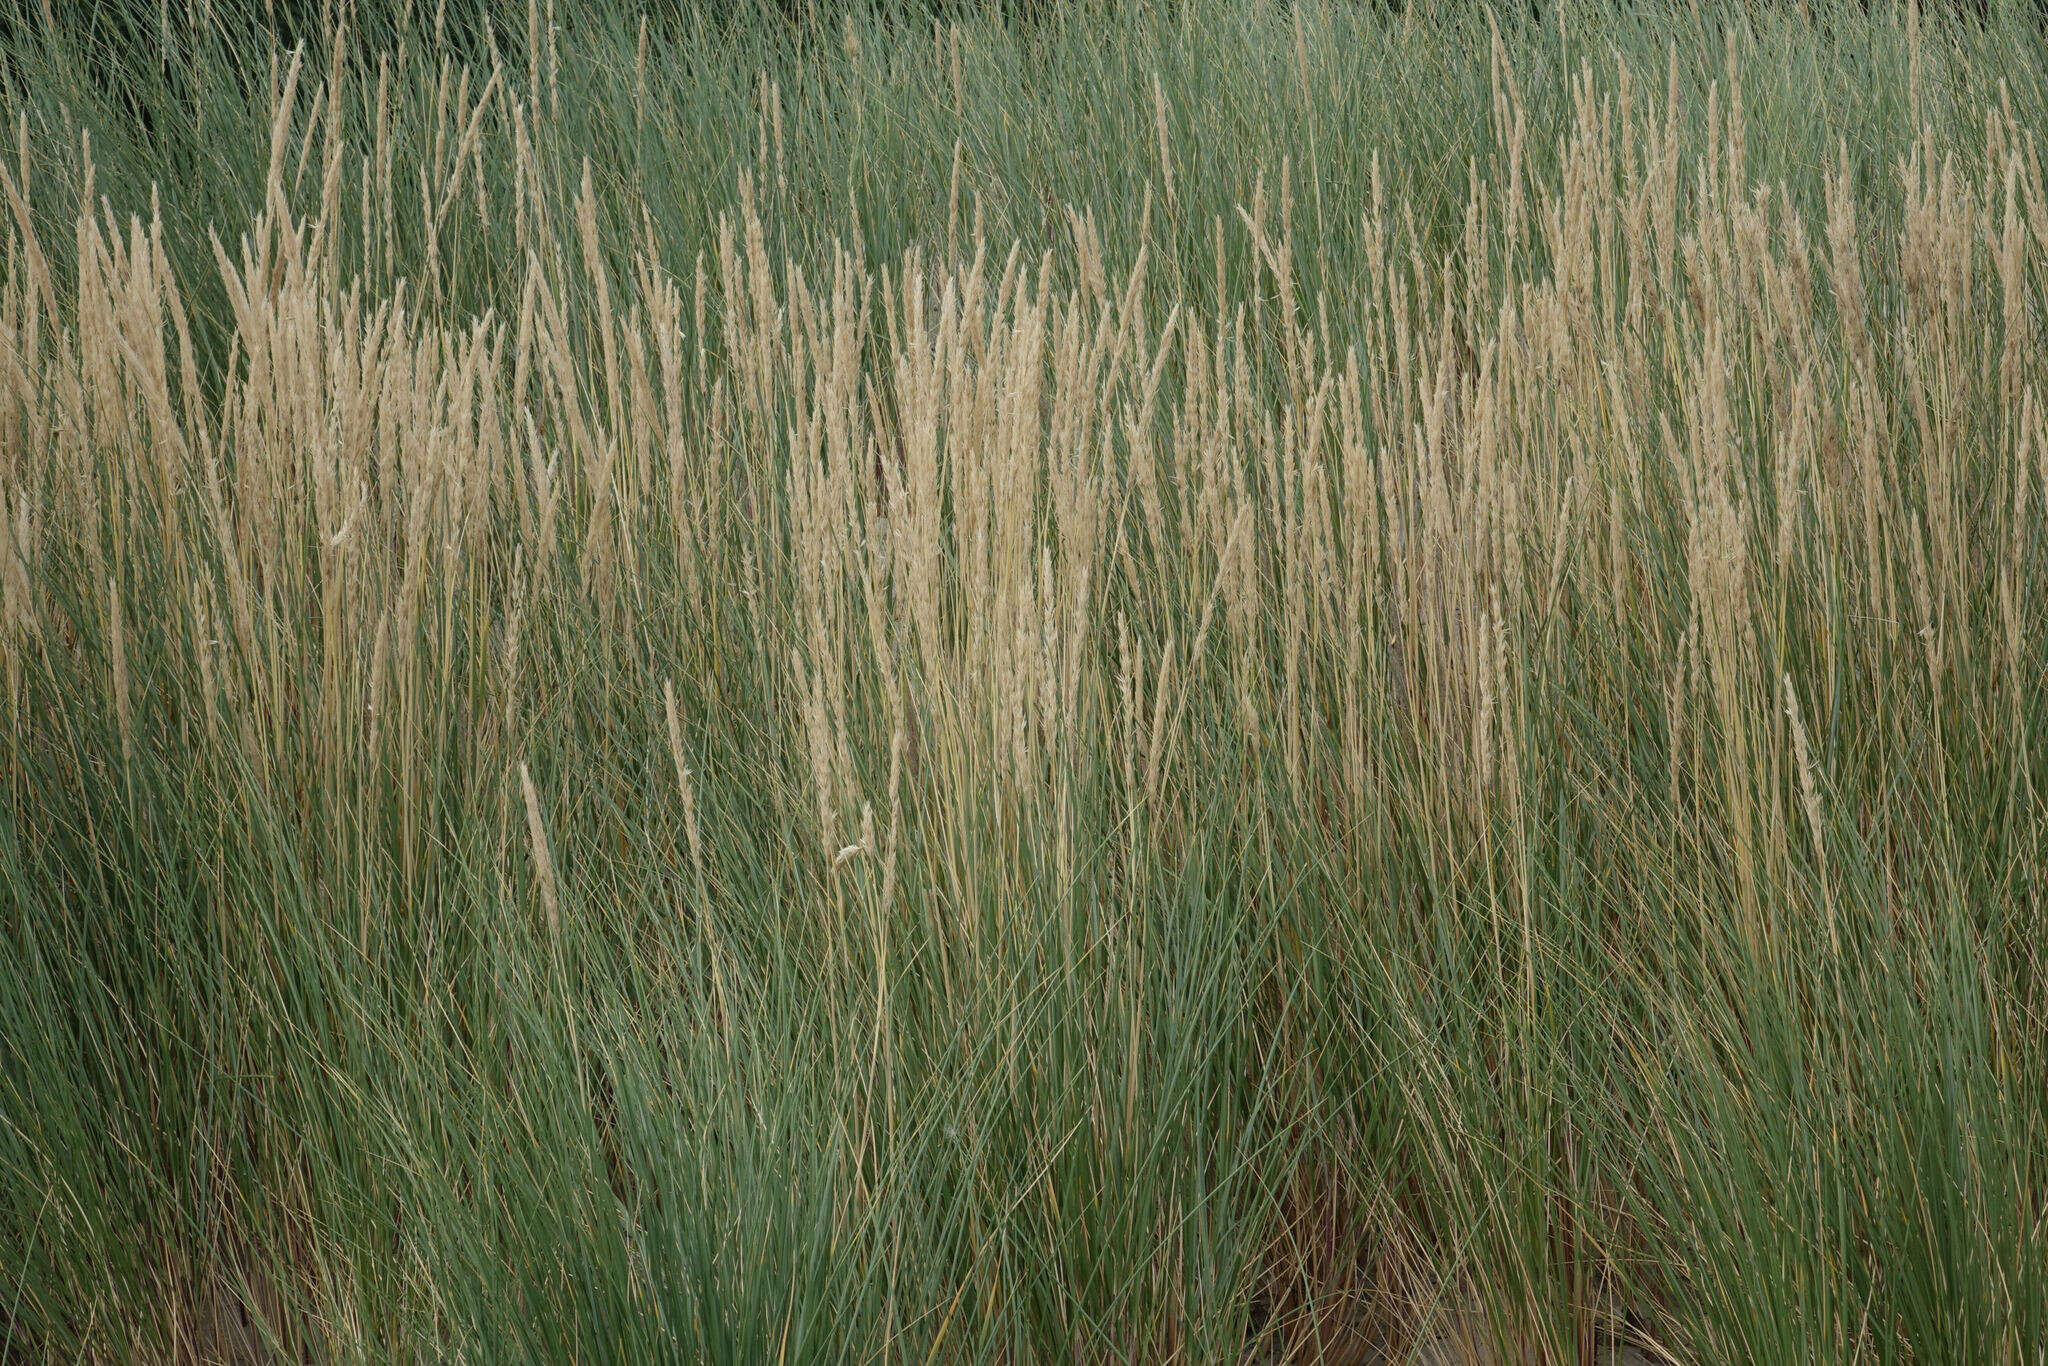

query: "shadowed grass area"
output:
1 1 2045 1361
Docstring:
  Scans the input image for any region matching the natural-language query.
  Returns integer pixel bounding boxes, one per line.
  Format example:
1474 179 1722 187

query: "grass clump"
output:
2 0 2046 1360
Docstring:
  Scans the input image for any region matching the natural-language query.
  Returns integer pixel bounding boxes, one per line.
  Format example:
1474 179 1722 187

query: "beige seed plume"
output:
1784 674 1826 869
663 678 702 880
519 761 560 934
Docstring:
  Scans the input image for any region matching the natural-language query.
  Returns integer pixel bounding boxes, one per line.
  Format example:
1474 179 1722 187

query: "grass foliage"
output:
3 0 2047 1360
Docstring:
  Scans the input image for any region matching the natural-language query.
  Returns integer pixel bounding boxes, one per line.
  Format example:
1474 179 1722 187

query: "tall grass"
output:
2 0 2046 1360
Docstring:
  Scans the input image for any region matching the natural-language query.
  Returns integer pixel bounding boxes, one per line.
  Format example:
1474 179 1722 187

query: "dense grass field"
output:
3 0 2047 1360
